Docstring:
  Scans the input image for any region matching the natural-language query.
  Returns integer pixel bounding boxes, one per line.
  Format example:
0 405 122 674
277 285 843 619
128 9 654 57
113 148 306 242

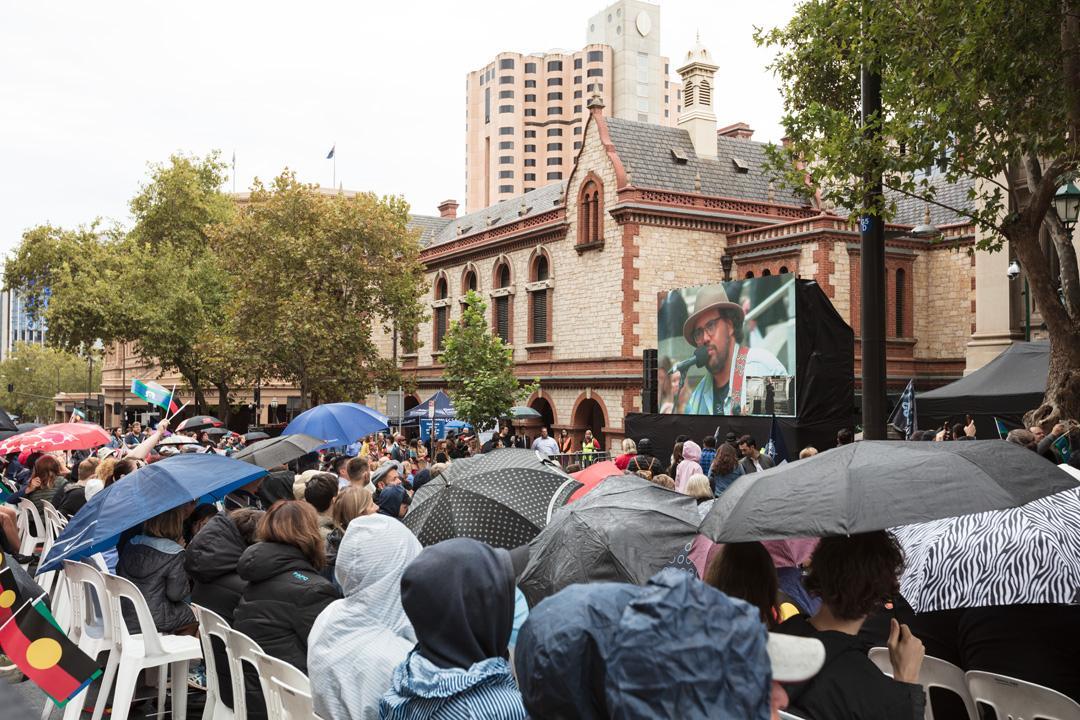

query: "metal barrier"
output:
551 451 611 469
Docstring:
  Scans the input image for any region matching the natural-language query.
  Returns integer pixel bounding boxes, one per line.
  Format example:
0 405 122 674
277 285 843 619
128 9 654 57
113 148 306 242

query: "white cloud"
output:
0 0 796 251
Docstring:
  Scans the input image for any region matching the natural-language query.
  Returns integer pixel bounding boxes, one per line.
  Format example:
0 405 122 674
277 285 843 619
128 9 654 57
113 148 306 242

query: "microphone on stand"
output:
669 345 709 375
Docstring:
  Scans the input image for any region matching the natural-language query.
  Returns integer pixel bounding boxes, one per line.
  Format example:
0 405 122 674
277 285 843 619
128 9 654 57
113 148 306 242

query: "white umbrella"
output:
893 486 1080 612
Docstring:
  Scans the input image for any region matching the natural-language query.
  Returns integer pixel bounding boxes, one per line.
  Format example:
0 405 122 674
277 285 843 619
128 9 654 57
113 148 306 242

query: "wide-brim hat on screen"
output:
682 284 745 347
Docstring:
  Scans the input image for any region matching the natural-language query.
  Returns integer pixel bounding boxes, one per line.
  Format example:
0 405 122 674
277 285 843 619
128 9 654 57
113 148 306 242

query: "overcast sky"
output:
0 0 797 255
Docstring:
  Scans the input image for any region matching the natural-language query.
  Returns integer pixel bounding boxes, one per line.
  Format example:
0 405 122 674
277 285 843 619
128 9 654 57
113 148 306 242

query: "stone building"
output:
391 39 980 451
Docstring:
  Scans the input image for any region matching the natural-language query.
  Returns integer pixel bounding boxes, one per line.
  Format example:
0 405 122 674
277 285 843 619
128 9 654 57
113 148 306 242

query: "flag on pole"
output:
130 379 179 415
326 145 335 160
888 379 918 439
69 407 86 423
993 416 1021 439
0 594 102 707
764 416 790 464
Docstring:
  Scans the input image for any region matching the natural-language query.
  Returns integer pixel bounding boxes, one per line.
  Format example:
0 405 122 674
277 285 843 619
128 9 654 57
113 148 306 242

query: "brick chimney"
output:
717 122 754 140
437 199 459 219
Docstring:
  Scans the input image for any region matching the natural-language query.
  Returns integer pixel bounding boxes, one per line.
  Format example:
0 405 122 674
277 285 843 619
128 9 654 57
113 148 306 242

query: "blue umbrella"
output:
445 420 473 431
38 454 267 574
282 402 389 447
403 391 456 420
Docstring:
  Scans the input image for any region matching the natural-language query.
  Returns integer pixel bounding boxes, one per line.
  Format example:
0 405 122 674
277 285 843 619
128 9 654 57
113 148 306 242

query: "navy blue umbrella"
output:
403 391 456 420
38 454 267 574
282 402 388 448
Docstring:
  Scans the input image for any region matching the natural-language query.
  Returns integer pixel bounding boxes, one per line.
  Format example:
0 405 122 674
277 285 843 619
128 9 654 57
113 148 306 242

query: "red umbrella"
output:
567 460 623 503
0 423 111 455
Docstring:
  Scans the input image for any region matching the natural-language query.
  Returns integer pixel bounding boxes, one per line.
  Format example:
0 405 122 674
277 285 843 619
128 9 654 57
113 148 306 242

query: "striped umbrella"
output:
893 486 1080 612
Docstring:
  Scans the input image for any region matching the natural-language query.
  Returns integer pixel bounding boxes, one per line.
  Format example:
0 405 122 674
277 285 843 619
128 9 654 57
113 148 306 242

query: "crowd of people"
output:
1 411 1078 719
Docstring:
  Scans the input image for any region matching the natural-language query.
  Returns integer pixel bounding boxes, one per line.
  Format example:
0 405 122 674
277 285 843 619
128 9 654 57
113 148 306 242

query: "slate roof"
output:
603 117 807 206
407 214 451 248
888 173 976 227
413 182 567 249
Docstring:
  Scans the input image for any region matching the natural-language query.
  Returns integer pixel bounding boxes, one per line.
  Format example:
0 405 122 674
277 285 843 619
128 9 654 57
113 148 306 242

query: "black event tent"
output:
917 340 1048 435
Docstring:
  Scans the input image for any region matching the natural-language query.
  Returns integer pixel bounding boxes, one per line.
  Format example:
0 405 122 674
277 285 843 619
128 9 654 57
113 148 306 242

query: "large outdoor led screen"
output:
657 275 797 416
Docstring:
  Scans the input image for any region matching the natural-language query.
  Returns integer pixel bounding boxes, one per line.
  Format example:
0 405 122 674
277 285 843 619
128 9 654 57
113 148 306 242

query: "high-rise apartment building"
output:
0 289 47 361
465 0 680 211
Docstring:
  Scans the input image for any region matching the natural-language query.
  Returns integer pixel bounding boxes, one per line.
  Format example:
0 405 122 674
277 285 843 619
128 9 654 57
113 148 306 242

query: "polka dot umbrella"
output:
404 449 581 550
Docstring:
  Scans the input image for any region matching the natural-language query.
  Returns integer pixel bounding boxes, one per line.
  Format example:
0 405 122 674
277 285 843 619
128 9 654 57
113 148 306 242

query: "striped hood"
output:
380 650 525 720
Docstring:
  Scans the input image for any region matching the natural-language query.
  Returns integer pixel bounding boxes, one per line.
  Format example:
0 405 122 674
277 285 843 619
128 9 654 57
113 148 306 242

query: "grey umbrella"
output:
234 433 324 469
517 473 701 606
700 440 1079 543
404 449 580 549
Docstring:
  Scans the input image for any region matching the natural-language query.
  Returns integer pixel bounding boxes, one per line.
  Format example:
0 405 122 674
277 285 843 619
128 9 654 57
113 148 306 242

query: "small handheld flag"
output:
0 595 102 707
130 379 179 415
764 416 790 464
1053 433 1072 463
326 145 335 160
0 566 24 625
993 417 1021 439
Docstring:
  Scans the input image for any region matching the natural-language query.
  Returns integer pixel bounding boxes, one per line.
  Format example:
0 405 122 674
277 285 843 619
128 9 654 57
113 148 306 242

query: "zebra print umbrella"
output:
893 486 1080 612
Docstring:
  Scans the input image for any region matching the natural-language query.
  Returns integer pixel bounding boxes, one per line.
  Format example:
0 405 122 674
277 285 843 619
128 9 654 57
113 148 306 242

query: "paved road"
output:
7 674 204 720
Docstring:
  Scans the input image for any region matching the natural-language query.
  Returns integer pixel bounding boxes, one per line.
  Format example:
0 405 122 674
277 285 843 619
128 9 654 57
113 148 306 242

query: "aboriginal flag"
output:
0 565 22 624
0 596 101 707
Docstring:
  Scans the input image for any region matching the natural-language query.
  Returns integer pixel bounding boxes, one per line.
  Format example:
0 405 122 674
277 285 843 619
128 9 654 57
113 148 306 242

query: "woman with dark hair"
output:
708 443 744 496
233 501 340 673
116 504 197 635
10 455 64 514
665 442 684 479
776 531 927 719
704 541 781 628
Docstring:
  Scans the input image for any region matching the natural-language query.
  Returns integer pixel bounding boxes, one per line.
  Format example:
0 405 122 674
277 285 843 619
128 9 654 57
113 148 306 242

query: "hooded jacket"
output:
233 541 340 673
380 538 526 720
115 535 195 633
309 515 421 720
184 514 250 623
777 614 925 719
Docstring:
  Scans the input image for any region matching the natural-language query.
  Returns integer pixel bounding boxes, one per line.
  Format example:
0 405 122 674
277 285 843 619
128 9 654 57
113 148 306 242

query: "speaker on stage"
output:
642 349 658 414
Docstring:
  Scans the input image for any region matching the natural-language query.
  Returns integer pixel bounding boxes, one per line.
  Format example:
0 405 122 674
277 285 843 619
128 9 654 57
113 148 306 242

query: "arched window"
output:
433 275 449 352
529 252 552 344
684 79 696 107
463 268 477 294
698 79 712 108
779 266 789 274
492 260 513 345
762 268 772 276
895 268 906 337
578 176 604 246
744 270 755 279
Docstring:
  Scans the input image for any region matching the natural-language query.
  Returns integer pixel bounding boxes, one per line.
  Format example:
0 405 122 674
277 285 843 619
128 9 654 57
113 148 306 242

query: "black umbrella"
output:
176 415 224 433
517 474 701 606
243 431 270 443
700 440 1080 543
403 448 580 550
204 427 230 438
234 433 324 469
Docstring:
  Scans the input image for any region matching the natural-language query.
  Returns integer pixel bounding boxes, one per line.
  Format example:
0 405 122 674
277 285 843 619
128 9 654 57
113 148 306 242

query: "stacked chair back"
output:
252 650 318 720
224 627 269 720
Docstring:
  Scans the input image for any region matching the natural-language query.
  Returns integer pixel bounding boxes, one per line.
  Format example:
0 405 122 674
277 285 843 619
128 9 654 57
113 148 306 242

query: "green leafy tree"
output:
211 171 426 409
4 153 243 421
441 291 538 430
0 343 103 422
759 0 1080 425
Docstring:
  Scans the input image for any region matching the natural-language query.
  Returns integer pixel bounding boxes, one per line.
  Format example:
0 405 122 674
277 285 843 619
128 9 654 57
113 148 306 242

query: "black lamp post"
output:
720 253 734 282
1053 179 1080 230
859 59 887 439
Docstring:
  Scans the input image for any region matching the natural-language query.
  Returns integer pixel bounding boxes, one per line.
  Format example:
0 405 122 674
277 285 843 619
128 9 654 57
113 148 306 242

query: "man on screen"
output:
679 284 789 415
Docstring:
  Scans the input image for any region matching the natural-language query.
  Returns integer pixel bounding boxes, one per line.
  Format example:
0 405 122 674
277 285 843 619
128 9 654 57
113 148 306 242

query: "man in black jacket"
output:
776 531 926 720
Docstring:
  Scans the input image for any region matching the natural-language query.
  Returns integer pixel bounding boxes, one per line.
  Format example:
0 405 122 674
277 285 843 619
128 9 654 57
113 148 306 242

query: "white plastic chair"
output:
101 573 202 720
869 646 978 720
269 677 322 720
15 498 46 558
966 670 1080 720
38 502 72 634
56 561 115 720
191 604 235 720
225 627 270 720
251 651 319 720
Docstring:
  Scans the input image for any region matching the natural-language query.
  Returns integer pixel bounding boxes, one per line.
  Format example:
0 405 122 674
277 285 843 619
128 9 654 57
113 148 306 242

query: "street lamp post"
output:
720 253 734 282
859 59 887 439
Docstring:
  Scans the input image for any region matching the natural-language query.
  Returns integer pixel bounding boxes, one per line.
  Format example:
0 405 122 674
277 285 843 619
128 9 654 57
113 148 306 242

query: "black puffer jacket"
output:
233 541 340 673
116 536 196 633
185 514 249 623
